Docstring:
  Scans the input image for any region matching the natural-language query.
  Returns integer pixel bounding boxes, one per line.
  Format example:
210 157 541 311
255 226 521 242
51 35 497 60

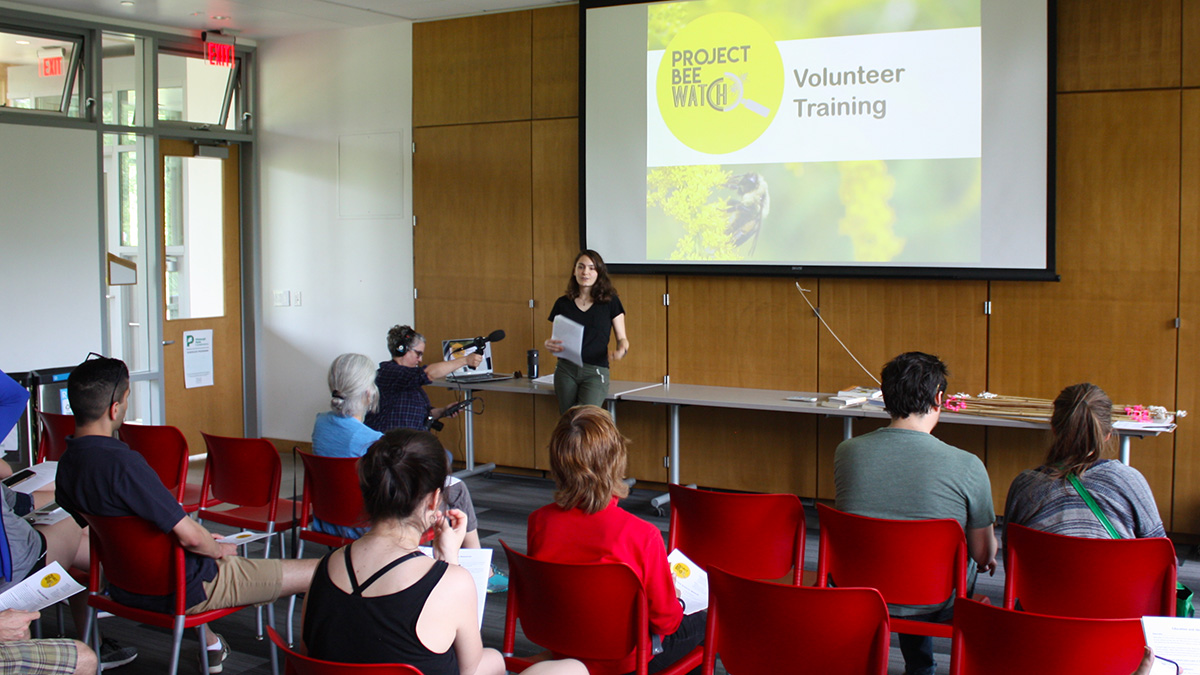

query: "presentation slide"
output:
583 0 1053 279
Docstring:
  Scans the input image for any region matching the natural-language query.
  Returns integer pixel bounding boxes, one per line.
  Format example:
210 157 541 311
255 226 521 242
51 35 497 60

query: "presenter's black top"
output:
548 295 625 368
57 434 217 613
303 547 459 675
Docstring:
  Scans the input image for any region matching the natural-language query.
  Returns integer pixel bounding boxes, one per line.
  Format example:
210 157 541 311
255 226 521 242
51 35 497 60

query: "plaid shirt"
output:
363 360 432 432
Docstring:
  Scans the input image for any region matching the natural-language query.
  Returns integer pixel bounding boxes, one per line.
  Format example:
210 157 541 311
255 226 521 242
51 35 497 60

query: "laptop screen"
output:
441 339 494 377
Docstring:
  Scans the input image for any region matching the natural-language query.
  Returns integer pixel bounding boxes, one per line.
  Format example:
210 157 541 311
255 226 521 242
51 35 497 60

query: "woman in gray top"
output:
1003 383 1164 541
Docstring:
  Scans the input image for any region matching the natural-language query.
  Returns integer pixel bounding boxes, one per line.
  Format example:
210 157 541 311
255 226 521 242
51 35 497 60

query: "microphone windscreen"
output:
487 329 506 342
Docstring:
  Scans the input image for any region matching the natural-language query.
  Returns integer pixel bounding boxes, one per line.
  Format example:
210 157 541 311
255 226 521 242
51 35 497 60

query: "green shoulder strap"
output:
1066 472 1121 540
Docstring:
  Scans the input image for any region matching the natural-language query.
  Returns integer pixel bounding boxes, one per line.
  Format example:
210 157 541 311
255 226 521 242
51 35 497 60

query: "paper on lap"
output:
667 549 707 614
420 546 492 629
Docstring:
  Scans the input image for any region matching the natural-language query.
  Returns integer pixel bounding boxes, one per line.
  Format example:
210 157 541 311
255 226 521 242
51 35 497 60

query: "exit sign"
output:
38 48 64 78
205 41 234 68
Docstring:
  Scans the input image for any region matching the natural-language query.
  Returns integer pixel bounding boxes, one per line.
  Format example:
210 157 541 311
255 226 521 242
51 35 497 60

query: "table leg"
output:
1118 433 1131 465
843 417 853 441
451 388 496 479
649 403 682 513
607 399 617 422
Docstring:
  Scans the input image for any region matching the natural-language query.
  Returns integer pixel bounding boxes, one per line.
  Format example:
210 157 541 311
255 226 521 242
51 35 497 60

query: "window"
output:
0 28 83 116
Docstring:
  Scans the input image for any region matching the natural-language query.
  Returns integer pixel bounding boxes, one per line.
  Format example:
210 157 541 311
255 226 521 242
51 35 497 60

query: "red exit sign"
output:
38 55 62 78
205 41 234 68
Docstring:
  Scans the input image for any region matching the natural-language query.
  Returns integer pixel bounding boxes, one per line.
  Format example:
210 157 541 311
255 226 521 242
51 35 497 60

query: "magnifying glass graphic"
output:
722 72 770 117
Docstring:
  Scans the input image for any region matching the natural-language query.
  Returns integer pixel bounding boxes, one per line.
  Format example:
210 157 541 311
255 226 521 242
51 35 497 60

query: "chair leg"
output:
266 598 279 675
56 601 65 637
194 622 208 675
286 538 306 647
88 608 101 675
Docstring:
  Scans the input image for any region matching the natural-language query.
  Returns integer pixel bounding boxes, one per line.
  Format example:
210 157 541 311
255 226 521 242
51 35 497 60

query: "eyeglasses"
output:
412 350 424 359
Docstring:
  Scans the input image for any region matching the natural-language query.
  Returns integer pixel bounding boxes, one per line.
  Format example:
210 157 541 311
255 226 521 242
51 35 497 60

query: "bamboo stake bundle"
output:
943 393 1179 424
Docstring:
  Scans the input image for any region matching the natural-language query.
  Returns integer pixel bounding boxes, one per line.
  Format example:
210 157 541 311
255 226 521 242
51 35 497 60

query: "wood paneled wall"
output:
413 2 1200 533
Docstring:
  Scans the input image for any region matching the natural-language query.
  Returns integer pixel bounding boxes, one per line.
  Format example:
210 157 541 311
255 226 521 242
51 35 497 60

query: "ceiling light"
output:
120 1 133 5
15 40 30 45
212 15 229 20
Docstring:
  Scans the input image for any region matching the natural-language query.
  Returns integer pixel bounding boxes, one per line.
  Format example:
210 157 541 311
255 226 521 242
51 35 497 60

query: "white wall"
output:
257 20 414 441
0 124 102 372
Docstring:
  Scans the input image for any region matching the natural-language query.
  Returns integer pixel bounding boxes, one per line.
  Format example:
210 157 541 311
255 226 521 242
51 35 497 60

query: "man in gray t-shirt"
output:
834 352 997 675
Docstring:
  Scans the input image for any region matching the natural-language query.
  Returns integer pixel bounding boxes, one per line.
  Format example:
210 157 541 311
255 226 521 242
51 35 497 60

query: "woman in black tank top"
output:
300 429 584 675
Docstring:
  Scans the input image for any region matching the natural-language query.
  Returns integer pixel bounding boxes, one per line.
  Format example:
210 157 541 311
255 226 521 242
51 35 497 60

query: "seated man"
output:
0 370 136 669
54 356 319 674
834 352 998 675
0 609 96 675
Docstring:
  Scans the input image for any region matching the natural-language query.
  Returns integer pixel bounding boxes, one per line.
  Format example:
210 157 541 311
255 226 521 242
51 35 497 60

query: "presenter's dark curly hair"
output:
1045 383 1113 479
880 351 948 419
566 250 617 303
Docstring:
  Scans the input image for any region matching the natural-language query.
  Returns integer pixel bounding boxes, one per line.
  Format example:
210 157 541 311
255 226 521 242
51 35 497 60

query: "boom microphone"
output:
452 329 505 355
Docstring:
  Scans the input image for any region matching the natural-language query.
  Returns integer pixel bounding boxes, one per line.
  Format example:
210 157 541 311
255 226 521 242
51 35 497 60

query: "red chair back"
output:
949 599 1145 675
502 542 647 667
816 504 968 607
266 627 423 674
36 410 74 462
298 452 369 530
1003 523 1177 618
668 485 805 584
200 432 282 510
82 513 186 613
118 423 190 498
703 566 889 675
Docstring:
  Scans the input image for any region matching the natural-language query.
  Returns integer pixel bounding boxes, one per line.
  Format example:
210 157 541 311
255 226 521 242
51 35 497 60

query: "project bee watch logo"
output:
656 12 784 154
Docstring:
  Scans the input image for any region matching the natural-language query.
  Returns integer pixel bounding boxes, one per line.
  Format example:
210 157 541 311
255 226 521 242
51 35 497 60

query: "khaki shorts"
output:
0 639 80 675
187 556 284 614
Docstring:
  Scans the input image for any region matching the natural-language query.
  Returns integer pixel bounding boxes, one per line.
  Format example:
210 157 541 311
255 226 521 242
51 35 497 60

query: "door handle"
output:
162 340 175 345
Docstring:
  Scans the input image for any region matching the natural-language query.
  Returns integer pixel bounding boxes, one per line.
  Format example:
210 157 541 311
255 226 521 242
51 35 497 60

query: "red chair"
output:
1003 522 1177 618
815 504 967 639
501 542 703 675
118 423 214 513
668 484 807 585
949 599 1145 675
199 432 298 559
702 566 889 675
81 513 276 675
36 410 74 462
267 626 423 675
286 450 370 645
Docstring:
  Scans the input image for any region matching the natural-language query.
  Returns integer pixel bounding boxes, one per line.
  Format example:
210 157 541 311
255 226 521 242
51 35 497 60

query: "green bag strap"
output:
1066 472 1122 540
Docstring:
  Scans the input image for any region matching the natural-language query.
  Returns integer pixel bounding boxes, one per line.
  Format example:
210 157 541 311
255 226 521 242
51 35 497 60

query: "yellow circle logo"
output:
41 573 60 588
671 562 691 579
656 12 784 154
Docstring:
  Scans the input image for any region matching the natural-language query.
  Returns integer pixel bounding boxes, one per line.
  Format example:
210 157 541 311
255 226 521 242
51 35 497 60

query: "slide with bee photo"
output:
584 0 1052 279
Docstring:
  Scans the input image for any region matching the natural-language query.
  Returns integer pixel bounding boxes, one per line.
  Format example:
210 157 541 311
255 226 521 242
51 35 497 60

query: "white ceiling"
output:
0 0 575 41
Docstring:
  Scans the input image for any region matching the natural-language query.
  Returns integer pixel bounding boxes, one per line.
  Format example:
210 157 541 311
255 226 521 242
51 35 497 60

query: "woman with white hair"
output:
311 353 385 538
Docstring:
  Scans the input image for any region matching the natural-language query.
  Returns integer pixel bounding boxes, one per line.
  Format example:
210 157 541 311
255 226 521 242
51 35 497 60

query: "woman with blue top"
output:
312 354 507 592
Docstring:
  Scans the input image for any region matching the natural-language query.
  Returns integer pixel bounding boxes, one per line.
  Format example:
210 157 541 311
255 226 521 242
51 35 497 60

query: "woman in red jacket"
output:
527 406 704 675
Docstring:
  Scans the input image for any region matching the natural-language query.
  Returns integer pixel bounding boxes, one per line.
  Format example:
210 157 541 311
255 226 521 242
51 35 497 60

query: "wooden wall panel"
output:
1056 0 1181 92
532 5 579 119
1186 0 1200 87
1175 90 1200 532
815 279 989 395
990 90 1180 526
611 275 668 383
413 123 532 305
413 12 532 126
678 406 817 495
532 119 579 376
668 276 819 390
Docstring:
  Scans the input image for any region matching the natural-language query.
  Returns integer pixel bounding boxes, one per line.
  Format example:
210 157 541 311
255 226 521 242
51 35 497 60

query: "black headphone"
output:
395 327 415 356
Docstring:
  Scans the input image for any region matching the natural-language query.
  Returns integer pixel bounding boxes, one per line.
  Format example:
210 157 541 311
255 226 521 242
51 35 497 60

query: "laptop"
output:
441 339 515 383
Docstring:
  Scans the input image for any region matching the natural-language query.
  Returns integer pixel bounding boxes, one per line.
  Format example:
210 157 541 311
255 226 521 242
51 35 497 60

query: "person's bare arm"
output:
171 515 236 559
426 353 483 381
966 525 998 574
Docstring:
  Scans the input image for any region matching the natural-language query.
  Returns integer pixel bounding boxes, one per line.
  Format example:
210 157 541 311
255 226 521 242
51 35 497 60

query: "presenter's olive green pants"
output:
553 359 609 413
